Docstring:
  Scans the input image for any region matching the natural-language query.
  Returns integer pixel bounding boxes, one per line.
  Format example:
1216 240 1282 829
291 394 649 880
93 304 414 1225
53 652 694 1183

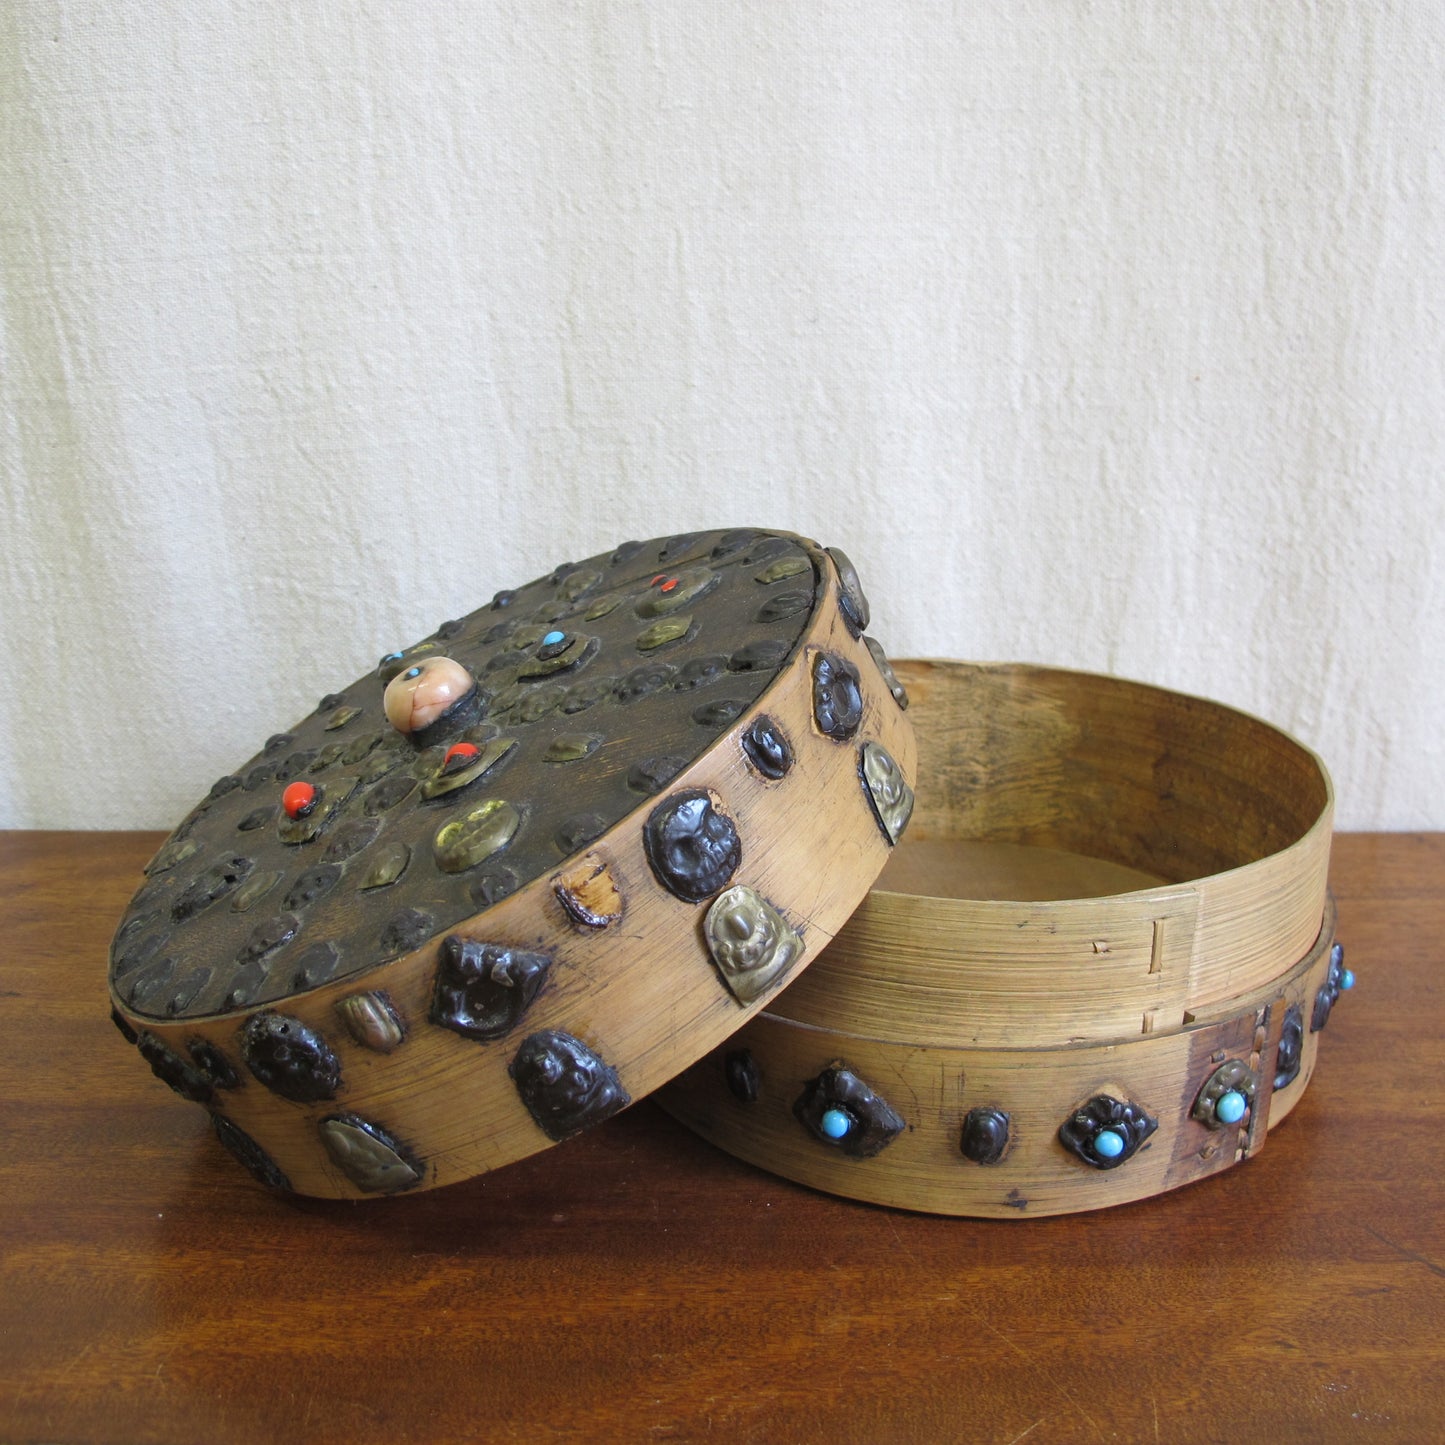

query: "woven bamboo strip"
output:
770 660 1333 1049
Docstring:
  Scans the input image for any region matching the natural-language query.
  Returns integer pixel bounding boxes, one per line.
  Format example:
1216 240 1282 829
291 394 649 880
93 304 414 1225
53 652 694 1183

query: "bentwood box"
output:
659 659 1345 1217
107 529 1347 1213
108 530 916 1198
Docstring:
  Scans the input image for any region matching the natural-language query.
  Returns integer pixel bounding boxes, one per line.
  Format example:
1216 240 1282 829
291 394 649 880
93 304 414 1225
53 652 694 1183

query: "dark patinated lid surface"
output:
108 528 915 1198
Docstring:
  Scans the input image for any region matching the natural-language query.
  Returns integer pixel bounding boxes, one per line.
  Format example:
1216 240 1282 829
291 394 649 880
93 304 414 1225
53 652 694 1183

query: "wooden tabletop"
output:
1 831 1441 1444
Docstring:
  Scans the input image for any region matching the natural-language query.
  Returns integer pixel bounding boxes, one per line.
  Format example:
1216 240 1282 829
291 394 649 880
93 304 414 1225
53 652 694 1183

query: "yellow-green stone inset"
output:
755 555 811 584
636 615 693 651
545 734 603 764
358 841 411 890
433 799 522 874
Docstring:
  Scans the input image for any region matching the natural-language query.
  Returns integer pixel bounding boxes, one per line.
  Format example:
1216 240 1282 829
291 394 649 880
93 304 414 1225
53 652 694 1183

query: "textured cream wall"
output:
2 3 1441 831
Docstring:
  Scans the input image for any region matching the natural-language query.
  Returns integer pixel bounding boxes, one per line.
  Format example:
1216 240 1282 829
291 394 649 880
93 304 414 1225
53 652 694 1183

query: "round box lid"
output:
108 528 916 1198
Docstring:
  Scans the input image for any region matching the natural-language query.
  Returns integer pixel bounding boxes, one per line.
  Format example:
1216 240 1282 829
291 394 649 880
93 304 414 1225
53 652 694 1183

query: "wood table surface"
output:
1 830 1441 1444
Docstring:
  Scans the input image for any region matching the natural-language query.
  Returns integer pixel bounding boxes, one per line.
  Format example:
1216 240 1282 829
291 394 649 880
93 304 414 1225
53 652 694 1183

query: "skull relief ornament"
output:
703 886 803 1004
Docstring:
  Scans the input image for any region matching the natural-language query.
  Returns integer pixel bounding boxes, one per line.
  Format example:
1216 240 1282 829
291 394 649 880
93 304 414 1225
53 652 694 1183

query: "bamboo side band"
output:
660 897 1339 1218
658 660 1339 1216
771 661 1335 1048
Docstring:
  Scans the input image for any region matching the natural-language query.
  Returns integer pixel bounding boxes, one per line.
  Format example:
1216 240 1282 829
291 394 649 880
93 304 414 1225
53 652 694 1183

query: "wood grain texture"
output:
775 661 1334 1047
1 831 1441 1444
659 898 1336 1217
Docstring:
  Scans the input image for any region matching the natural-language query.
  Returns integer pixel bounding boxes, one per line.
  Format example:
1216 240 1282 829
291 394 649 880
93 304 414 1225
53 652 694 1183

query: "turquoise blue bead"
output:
1215 1090 1247 1124
1093 1128 1126 1159
542 630 566 646
1341 968 1355 990
820 1108 851 1140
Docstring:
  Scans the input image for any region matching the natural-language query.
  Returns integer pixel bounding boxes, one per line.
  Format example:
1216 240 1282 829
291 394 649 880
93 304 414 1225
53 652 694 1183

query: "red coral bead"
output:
282 781 318 820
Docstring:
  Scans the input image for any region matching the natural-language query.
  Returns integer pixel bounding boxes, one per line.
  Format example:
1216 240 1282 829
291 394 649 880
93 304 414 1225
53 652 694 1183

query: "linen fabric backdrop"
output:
2 2 1441 831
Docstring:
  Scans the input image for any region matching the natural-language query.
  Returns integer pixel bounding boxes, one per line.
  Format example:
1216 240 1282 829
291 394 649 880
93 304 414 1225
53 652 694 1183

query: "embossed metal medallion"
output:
1058 1094 1158 1169
860 741 914 845
1274 1003 1305 1089
319 1114 424 1194
510 1030 630 1142
794 1062 906 1159
703 886 802 1004
1191 1059 1258 1129
960 1106 1011 1165
431 936 552 1041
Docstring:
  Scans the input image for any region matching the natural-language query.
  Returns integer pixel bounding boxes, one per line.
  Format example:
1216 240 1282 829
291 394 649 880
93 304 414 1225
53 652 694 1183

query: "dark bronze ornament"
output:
614 661 677 703
1311 940 1354 1032
431 936 552 1041
136 1031 213 1103
741 715 793 780
241 1012 341 1103
229 869 280 913
644 789 742 902
125 955 177 1011
691 698 745 727
510 1030 630 1141
220 960 269 1010
674 654 728 690
145 836 200 876
725 1049 761 1104
289 940 340 990
553 813 607 855
283 865 342 912
379 907 434 958
960 1106 1011 1165
794 1063 905 1159
729 639 790 673
170 854 255 922
756 590 811 623
188 1039 241 1090
1058 1094 1158 1169
237 911 299 963
161 968 210 1015
710 528 763 561
1275 1003 1304 1089
323 817 382 863
469 866 520 908
626 756 686 794
212 1114 291 1193
812 652 863 740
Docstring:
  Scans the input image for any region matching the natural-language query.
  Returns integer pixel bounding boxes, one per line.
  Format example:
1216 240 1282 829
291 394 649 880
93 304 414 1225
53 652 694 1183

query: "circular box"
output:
107 530 914 1198
658 660 1344 1217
